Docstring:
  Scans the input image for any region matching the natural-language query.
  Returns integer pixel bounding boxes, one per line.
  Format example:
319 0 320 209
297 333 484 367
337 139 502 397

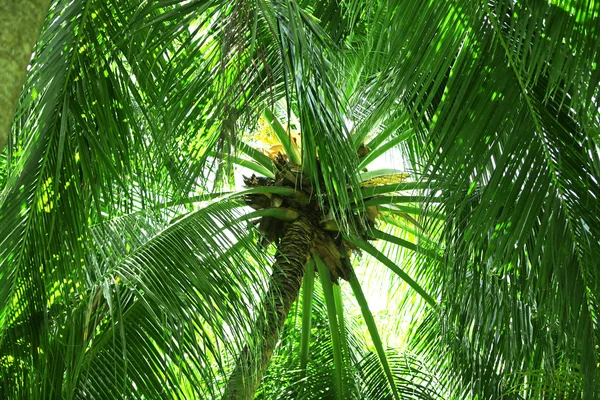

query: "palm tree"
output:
1 0 599 399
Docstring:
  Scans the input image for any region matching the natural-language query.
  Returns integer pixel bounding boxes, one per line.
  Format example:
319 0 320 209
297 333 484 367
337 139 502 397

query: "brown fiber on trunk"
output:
223 216 315 400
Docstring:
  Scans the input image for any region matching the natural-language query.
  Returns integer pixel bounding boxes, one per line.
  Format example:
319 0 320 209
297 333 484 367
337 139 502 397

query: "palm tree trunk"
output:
223 216 315 400
0 0 52 152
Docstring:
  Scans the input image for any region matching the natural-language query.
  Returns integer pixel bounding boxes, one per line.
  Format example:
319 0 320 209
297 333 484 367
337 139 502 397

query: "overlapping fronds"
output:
74 200 273 398
347 0 600 397
0 0 271 396
256 277 445 400
1 0 598 398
